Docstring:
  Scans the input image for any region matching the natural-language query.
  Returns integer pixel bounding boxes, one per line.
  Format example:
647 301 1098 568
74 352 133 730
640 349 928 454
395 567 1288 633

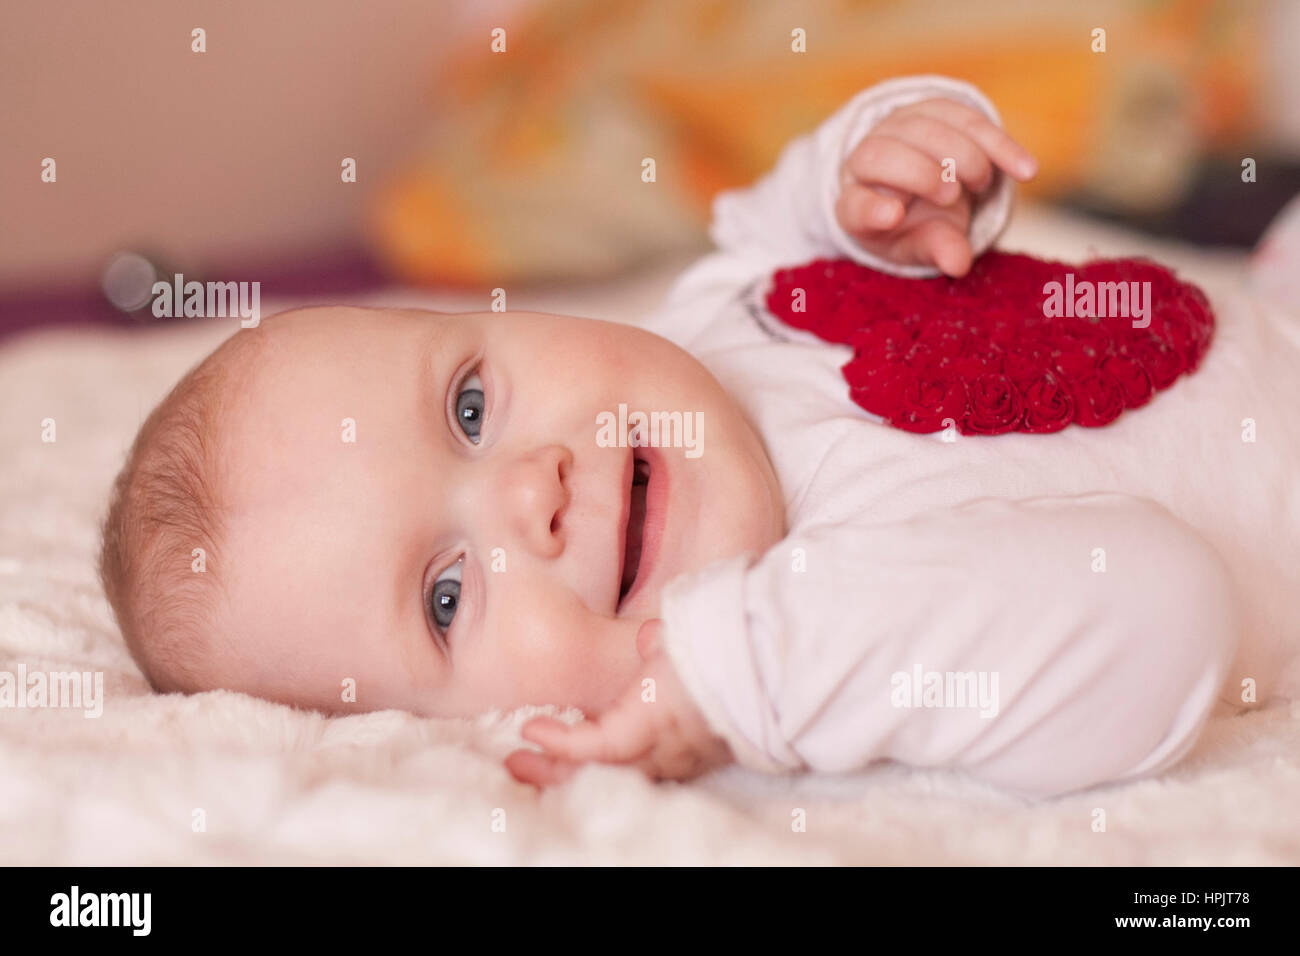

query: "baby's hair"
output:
98 330 262 693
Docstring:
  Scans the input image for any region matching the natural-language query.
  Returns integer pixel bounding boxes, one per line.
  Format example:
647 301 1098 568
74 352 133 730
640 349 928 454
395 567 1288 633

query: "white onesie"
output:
641 76 1300 798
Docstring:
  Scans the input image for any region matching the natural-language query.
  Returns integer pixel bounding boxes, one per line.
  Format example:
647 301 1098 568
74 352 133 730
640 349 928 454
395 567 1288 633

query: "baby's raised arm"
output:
650 75 1036 347
835 90 1037 277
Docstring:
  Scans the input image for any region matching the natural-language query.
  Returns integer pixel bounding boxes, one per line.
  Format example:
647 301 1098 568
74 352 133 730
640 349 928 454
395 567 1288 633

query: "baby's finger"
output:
504 748 581 788
521 706 656 765
873 112 994 193
906 99 1037 181
844 135 963 208
835 181 907 233
897 218 973 278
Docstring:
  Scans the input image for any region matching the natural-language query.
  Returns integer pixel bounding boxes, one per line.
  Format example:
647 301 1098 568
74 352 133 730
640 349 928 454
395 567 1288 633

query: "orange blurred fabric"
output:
368 0 1265 286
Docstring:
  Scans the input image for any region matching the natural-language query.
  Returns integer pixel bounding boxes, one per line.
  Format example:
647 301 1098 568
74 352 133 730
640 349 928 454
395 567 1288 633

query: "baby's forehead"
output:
220 306 434 396
216 310 437 477
254 304 424 348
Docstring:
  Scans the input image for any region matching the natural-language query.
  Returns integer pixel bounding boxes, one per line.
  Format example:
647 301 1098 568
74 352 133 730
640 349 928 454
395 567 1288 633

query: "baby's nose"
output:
501 444 571 558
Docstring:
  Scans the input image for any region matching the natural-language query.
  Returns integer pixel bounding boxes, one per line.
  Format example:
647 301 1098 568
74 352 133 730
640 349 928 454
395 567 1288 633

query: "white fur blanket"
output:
3 208 1298 864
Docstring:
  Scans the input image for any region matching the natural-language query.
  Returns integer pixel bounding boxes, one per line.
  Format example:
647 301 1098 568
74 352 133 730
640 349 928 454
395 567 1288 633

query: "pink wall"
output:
0 0 526 288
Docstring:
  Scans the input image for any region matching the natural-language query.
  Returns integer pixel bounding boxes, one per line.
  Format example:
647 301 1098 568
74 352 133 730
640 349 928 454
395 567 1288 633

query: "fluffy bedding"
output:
2 207 1298 865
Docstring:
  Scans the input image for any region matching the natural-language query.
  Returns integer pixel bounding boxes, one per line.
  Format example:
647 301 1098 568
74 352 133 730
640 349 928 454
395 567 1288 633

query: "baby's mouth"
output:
618 454 650 606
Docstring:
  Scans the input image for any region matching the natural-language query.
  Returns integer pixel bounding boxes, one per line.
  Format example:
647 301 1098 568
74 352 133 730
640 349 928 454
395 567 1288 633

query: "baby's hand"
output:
505 620 734 787
836 97 1038 278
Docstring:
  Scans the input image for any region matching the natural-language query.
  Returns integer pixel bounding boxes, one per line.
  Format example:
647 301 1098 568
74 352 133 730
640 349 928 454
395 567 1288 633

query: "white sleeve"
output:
657 493 1240 798
647 75 1016 345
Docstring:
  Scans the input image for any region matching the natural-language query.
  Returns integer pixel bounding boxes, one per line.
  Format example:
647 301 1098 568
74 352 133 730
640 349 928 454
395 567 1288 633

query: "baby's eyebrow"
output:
416 324 447 416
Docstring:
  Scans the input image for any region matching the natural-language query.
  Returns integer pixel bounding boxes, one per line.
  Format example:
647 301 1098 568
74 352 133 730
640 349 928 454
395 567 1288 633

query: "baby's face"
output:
209 307 784 718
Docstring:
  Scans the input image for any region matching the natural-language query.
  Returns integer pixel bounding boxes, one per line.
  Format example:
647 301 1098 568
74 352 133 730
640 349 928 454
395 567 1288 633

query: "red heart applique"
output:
764 252 1214 434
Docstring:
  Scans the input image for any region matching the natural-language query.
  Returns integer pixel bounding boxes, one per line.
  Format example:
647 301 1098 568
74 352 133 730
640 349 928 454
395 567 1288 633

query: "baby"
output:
99 76 1300 798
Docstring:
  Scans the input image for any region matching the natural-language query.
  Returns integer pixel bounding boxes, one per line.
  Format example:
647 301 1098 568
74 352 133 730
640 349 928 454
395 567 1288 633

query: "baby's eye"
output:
428 558 463 635
455 372 485 443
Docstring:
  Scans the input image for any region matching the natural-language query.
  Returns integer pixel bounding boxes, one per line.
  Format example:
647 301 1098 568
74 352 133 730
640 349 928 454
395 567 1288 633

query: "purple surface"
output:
0 246 391 342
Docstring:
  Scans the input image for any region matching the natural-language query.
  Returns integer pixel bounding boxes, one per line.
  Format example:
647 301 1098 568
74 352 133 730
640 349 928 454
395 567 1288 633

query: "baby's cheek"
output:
492 597 643 711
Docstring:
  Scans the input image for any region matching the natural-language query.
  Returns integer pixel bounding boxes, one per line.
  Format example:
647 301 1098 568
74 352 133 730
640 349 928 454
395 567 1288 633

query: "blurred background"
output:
2 0 1298 339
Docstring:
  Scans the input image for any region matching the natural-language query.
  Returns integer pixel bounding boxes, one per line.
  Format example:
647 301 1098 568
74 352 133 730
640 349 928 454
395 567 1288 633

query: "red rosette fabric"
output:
1069 369 1127 427
1021 370 1075 433
766 251 1213 436
964 373 1024 435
